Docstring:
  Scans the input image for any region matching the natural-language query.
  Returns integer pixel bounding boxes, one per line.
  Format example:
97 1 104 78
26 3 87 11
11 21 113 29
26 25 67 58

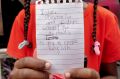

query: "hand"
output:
9 57 51 79
64 68 100 79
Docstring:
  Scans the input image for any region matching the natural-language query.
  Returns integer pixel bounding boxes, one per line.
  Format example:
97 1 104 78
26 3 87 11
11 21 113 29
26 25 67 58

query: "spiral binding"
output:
37 0 83 4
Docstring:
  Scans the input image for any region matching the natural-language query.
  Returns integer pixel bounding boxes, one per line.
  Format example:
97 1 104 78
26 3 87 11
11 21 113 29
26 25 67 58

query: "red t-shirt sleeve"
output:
102 14 120 63
7 10 30 58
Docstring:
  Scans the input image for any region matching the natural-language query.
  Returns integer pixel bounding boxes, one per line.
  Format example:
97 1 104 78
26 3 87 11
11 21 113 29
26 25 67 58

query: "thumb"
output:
64 68 100 79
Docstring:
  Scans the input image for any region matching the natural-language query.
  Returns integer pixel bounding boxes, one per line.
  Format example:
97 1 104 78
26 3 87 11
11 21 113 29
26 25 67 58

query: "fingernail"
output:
8 76 12 79
45 62 51 69
65 72 71 78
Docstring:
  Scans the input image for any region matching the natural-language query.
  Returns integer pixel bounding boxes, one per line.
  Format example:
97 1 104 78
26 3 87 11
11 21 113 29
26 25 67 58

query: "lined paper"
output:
36 1 84 73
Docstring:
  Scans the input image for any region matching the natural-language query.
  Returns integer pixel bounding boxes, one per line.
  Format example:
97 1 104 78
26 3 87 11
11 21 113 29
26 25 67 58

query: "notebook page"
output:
36 0 84 73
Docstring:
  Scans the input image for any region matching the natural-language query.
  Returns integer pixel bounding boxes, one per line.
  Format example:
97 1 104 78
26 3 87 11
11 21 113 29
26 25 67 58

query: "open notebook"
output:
36 0 84 74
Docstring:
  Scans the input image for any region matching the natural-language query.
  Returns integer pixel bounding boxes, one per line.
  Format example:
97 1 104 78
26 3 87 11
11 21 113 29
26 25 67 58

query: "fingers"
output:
14 57 51 71
9 68 49 79
64 68 100 79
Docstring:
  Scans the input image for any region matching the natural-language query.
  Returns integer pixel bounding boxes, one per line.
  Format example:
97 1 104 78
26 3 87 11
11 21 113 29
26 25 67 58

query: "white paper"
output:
36 1 84 73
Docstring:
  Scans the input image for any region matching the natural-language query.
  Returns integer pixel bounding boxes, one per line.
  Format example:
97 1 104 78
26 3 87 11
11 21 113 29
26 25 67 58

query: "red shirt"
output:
7 3 120 72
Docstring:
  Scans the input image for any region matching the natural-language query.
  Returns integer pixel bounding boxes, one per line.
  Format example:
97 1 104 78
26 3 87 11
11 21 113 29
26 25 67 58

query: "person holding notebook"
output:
7 0 120 79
